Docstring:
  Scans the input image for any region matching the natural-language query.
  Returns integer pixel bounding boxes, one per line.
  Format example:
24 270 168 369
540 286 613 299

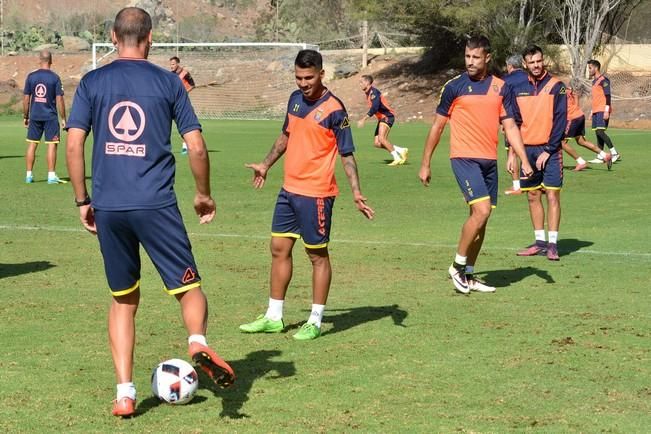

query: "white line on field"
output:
1 223 649 259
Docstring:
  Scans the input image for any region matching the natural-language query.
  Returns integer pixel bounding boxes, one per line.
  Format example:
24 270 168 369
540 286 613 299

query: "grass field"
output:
0 116 650 433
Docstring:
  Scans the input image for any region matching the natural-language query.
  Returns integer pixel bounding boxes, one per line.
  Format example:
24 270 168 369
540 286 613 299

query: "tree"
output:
554 0 642 88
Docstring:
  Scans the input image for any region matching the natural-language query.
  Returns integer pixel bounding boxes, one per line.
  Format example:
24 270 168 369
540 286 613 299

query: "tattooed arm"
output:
245 132 289 189
341 153 374 219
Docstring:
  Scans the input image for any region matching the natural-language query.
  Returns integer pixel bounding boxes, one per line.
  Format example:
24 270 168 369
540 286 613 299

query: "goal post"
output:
91 42 319 120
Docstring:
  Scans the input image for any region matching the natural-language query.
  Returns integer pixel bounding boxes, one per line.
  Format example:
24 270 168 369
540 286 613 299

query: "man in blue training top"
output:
66 7 234 418
502 53 529 196
23 50 66 184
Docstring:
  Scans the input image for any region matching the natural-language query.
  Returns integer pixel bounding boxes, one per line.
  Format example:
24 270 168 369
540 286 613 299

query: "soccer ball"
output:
151 358 199 404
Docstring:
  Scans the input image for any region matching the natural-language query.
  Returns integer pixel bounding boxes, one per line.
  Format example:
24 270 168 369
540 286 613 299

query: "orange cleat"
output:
189 342 235 388
112 397 136 417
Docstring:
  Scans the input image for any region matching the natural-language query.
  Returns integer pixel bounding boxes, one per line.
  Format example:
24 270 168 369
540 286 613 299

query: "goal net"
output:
92 42 319 120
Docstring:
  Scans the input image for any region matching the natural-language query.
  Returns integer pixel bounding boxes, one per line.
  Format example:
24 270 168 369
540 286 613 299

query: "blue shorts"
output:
565 116 586 138
591 112 609 130
450 158 498 207
374 115 395 136
520 146 563 191
26 119 60 143
271 188 335 249
94 205 201 296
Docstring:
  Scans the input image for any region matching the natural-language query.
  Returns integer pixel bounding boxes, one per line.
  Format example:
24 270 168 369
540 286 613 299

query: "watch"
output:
75 195 91 207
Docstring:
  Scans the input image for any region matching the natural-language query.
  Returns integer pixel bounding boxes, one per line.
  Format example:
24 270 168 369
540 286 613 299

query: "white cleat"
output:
468 278 496 293
611 152 621 163
588 157 604 164
448 265 469 294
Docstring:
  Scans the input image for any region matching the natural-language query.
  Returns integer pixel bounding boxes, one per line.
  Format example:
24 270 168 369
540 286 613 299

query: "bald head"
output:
113 7 152 47
39 50 52 65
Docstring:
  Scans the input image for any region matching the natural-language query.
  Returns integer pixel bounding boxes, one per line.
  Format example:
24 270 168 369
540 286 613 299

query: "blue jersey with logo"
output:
503 69 529 126
24 69 63 121
67 59 201 211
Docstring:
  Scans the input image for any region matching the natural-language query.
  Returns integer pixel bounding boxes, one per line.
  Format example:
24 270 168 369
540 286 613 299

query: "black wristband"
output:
75 195 91 207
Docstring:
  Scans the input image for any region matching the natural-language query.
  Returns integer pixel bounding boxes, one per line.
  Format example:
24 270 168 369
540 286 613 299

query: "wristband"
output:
75 195 91 207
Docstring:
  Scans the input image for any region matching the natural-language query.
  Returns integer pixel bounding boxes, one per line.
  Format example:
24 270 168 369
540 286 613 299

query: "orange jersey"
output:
282 89 354 197
591 75 611 113
566 87 584 121
176 68 195 92
436 73 514 160
365 86 395 120
512 71 567 152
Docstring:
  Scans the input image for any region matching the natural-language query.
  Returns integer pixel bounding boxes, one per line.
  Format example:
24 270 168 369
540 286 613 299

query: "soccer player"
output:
240 49 374 340
170 56 196 155
563 83 612 171
587 59 621 164
502 54 529 195
419 36 533 294
23 50 66 184
65 7 235 418
511 45 567 261
357 75 408 165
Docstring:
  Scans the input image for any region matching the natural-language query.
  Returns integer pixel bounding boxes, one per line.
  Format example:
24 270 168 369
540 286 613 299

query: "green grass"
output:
1 116 650 433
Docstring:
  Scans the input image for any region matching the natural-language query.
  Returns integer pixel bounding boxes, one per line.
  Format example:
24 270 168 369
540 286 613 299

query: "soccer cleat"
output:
181 148 188 155
47 176 61 184
112 397 136 417
573 162 588 171
239 315 285 333
467 276 496 293
546 243 560 261
387 158 403 166
292 323 321 341
25 175 34 184
588 157 604 164
504 188 522 195
603 153 613 170
448 264 469 294
611 152 621 163
517 242 547 256
398 147 409 163
189 342 235 388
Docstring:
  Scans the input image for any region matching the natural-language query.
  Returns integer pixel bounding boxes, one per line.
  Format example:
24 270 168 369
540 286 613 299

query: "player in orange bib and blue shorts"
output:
562 83 612 171
511 45 567 261
419 36 533 294
241 49 374 340
587 59 621 163
357 75 408 165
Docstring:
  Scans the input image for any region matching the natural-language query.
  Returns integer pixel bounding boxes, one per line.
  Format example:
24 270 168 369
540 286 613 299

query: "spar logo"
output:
34 83 47 103
106 101 146 157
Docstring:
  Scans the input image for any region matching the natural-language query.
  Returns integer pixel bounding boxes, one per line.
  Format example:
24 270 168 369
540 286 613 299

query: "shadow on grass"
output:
0 155 22 160
135 394 208 417
559 238 594 256
201 350 296 419
282 305 408 337
0 261 55 279
477 266 555 287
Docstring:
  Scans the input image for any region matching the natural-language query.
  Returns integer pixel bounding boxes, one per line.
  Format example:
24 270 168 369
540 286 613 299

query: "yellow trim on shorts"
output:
541 184 562 191
467 196 490 206
303 241 328 249
520 185 544 192
44 140 60 144
591 127 607 130
26 139 40 143
166 281 201 296
378 120 392 128
271 232 300 239
111 280 140 297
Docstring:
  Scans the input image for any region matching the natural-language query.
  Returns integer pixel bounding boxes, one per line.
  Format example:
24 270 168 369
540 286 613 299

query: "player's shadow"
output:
476 266 555 288
286 304 408 336
559 238 594 256
201 350 296 419
0 261 55 280
135 394 208 417
0 155 22 160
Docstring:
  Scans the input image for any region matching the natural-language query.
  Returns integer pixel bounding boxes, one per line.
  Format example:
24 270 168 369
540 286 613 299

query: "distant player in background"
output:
419 36 533 294
357 75 408 165
170 56 196 155
587 59 621 164
512 45 567 261
502 54 529 195
241 49 374 340
66 7 234 418
23 50 66 184
562 82 612 171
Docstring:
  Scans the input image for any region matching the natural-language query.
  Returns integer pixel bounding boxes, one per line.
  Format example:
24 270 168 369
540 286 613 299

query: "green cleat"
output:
239 315 284 333
292 323 321 341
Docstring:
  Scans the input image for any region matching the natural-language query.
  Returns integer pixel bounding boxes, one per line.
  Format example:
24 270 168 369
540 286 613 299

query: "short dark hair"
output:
170 56 180 63
113 7 152 46
466 35 491 53
522 44 543 59
587 59 601 70
295 49 322 70
39 50 52 64
361 74 374 84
